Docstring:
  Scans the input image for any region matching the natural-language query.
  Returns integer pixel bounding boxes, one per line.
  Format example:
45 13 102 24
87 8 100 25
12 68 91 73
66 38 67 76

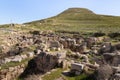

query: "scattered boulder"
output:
93 32 105 37
99 42 113 54
85 37 96 48
11 55 22 62
27 52 34 58
114 43 120 50
95 64 113 80
71 63 84 75
20 54 28 59
4 58 11 64
103 52 120 66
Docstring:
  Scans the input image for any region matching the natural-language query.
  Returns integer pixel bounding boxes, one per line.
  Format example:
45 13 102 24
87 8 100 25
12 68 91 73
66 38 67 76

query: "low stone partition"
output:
0 63 26 80
0 52 35 65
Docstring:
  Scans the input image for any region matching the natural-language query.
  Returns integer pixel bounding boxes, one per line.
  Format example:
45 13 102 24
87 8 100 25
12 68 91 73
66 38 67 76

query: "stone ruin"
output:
0 30 120 80
19 51 67 78
0 63 26 80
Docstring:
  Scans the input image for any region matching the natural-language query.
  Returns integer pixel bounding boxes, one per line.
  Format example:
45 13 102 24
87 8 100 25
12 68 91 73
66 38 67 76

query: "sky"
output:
0 0 120 24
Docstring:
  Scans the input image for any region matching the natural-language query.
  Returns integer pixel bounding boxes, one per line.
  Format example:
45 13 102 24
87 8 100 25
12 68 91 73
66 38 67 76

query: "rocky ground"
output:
0 29 120 80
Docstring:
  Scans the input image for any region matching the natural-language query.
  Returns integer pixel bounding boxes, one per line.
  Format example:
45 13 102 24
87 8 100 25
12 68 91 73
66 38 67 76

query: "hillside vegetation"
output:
25 8 120 33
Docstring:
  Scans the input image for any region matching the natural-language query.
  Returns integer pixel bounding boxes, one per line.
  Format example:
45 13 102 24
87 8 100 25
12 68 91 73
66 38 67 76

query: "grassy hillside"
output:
24 8 120 33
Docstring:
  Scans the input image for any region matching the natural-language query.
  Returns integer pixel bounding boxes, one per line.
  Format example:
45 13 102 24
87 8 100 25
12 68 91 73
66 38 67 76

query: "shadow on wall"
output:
19 52 59 78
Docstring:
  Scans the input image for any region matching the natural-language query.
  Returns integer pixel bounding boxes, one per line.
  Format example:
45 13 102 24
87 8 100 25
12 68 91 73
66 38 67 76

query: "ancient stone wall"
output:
0 63 26 80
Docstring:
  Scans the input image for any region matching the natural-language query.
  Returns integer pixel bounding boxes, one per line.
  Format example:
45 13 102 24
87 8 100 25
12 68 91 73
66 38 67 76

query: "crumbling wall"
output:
0 64 26 80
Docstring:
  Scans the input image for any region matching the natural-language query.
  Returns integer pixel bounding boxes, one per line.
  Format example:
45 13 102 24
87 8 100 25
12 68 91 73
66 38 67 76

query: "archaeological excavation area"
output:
0 29 120 80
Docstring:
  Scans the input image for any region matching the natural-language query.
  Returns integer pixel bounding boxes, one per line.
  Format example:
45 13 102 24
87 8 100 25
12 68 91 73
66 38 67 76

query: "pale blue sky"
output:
0 0 120 24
